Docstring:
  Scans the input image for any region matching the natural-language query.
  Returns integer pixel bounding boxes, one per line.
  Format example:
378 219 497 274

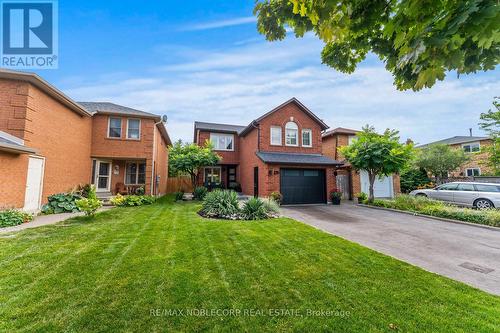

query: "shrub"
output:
135 186 145 195
111 194 156 207
193 186 208 200
174 191 184 201
242 197 268 220
201 190 240 219
74 183 92 198
228 182 242 192
41 193 81 214
269 192 283 205
330 190 342 201
0 210 33 228
263 198 280 217
354 192 368 203
110 194 126 206
75 198 102 217
367 195 500 227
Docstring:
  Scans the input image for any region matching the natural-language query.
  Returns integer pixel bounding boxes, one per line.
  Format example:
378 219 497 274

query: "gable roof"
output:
416 136 491 148
194 121 246 135
79 102 171 145
79 102 161 120
256 151 342 166
0 69 91 117
239 98 329 136
322 127 359 138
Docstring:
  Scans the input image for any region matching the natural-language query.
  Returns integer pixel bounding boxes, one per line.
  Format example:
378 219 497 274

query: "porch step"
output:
96 192 114 206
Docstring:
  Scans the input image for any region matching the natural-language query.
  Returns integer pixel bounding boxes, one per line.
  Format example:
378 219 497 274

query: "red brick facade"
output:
195 99 339 202
0 73 170 210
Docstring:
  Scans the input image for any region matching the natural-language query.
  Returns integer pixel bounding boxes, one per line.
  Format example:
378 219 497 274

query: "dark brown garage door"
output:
280 169 326 205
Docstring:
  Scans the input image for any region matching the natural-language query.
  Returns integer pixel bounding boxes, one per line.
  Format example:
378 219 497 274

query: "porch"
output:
91 158 149 196
201 164 240 191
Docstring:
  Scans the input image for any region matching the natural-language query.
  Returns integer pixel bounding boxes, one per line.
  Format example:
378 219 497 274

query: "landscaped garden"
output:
364 194 500 227
0 196 499 332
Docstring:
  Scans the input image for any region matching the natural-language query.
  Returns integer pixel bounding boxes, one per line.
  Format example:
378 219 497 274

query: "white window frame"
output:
348 135 356 145
108 117 122 138
124 161 146 185
285 122 298 147
126 118 141 140
465 167 481 177
270 126 282 146
203 166 222 183
301 129 312 147
462 142 480 153
210 133 234 151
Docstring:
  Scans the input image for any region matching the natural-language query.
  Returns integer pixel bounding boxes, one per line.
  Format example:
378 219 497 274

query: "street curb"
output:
357 204 500 231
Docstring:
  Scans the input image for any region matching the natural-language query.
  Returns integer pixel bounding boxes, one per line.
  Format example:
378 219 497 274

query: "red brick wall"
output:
154 126 169 195
91 114 156 194
258 102 323 154
0 79 29 140
197 130 240 165
0 152 28 208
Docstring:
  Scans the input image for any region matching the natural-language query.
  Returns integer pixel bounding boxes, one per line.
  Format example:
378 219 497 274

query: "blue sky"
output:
31 0 499 144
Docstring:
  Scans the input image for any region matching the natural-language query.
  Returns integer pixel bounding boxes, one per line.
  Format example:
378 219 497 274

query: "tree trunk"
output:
368 172 376 203
190 171 197 191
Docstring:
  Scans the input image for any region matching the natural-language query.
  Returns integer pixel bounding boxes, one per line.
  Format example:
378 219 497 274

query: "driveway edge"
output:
358 204 500 231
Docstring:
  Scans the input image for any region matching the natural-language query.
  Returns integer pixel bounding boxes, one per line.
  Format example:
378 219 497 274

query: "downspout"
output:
151 119 163 196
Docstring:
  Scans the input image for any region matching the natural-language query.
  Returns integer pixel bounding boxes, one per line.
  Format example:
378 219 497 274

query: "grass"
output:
369 195 500 227
0 196 499 332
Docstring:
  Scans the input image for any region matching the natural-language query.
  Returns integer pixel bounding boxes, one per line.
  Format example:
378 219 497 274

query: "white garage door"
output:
24 156 45 211
360 170 394 198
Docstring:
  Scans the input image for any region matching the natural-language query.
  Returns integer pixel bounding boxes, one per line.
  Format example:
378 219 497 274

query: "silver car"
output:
410 182 500 209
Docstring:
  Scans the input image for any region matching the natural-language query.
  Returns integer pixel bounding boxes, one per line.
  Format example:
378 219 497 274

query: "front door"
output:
24 156 45 211
95 160 111 192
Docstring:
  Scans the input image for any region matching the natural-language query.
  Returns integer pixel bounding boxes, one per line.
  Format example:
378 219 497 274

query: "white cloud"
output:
180 16 256 31
64 36 500 145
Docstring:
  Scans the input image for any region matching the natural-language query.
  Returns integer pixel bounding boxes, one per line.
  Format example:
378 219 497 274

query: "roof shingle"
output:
417 136 490 148
256 151 342 166
78 102 160 119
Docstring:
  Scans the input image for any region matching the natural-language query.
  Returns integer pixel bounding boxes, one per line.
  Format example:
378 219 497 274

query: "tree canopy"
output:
479 97 500 175
168 140 220 189
339 126 413 202
415 144 469 183
254 0 500 91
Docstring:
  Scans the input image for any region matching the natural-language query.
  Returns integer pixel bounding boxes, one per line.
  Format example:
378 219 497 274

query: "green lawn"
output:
1 197 499 332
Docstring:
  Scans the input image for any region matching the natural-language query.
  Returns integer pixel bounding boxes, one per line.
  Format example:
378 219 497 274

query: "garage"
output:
360 170 394 198
280 168 326 205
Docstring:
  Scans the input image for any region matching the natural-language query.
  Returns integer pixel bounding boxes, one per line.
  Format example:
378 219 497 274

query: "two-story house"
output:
322 128 401 199
0 69 171 211
416 135 494 177
194 98 342 205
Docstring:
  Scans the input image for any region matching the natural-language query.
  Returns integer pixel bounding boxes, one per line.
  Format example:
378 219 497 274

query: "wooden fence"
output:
166 176 193 193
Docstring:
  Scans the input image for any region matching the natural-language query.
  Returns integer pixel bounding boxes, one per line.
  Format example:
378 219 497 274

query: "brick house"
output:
194 98 343 205
0 69 171 211
321 127 401 199
416 135 494 177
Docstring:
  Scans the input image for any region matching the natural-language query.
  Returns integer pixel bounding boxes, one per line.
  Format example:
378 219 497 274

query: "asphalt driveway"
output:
281 203 500 295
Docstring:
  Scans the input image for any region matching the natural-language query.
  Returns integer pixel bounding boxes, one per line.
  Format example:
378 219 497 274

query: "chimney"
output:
469 128 472 137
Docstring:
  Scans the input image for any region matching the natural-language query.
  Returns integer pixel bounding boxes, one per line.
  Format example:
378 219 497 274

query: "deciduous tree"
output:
254 0 500 91
415 144 469 184
168 140 220 189
339 126 413 202
479 97 500 175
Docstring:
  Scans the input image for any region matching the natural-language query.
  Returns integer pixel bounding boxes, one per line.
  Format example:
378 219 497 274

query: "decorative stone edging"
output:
357 204 500 231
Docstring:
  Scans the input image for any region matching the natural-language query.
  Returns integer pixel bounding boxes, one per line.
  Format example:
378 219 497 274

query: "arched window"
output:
285 122 298 146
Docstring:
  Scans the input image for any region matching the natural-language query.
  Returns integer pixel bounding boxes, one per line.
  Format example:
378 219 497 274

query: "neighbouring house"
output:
193 98 343 205
321 128 401 199
416 135 494 177
0 69 171 211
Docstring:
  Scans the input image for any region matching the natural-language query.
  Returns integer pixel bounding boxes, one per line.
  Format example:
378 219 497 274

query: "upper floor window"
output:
348 135 356 145
302 129 312 147
127 119 141 139
270 126 282 145
465 168 480 177
462 142 480 153
108 117 122 138
285 122 298 146
210 133 234 151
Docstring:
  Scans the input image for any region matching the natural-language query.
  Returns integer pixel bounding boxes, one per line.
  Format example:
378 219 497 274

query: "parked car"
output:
410 182 500 209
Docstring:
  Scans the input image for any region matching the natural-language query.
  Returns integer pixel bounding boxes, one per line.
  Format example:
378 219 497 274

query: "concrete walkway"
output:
0 208 112 234
282 202 500 295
